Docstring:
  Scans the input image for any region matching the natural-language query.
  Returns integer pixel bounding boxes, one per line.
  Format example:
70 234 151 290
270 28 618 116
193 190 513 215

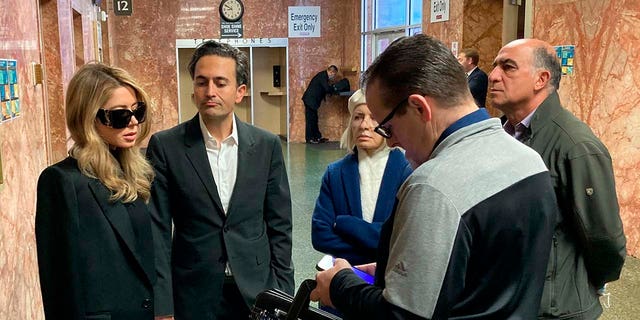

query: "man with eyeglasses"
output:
310 34 558 319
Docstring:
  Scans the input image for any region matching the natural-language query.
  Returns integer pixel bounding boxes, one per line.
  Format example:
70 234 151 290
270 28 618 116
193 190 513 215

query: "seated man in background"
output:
311 34 558 319
311 88 412 266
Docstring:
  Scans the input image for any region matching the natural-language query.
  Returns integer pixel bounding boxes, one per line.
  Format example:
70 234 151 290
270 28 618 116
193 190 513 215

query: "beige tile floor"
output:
600 256 640 319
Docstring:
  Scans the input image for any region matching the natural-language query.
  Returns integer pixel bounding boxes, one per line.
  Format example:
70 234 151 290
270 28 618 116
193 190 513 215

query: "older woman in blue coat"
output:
311 89 412 265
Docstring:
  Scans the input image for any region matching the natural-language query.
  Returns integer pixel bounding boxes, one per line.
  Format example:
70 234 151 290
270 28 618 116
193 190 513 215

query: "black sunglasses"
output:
374 97 408 138
96 102 147 129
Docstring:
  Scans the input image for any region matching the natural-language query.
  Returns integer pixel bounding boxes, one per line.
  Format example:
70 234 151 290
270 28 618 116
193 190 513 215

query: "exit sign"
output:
113 0 132 16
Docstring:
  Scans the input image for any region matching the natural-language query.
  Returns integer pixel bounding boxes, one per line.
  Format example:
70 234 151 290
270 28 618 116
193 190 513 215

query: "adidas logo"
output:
393 261 408 277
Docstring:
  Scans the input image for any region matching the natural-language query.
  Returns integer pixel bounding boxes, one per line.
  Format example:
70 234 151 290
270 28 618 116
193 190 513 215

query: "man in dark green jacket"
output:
489 38 626 319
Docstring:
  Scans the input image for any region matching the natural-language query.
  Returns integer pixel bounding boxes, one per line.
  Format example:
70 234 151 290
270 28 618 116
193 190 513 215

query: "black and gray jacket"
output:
331 116 558 319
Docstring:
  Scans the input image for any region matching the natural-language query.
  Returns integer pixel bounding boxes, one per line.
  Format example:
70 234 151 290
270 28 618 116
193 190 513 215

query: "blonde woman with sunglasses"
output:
35 63 157 319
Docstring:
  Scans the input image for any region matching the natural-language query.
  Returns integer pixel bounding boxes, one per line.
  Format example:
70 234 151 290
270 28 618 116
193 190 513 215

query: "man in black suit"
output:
147 40 294 320
458 48 488 108
302 65 338 143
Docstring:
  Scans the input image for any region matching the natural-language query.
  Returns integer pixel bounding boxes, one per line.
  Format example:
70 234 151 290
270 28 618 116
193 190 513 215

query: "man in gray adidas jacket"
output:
310 34 558 319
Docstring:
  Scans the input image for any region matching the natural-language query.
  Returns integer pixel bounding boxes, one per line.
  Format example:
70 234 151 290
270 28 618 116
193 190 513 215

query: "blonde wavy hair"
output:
66 63 154 203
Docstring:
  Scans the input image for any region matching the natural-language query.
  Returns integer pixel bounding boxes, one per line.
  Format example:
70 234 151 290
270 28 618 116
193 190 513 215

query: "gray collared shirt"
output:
503 109 536 142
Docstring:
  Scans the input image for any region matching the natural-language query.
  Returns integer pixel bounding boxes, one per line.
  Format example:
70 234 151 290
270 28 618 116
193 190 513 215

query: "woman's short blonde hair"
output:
66 63 154 202
340 89 386 154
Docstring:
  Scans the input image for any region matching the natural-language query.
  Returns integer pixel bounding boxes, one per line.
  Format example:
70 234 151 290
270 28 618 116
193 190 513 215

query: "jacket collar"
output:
528 91 563 137
183 113 256 218
88 179 155 286
198 112 239 147
226 117 256 216
340 148 402 222
341 152 362 219
184 114 225 216
467 66 479 77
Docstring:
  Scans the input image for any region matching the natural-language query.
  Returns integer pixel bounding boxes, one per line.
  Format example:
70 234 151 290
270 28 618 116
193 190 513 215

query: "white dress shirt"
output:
199 114 239 215
199 115 239 276
466 66 478 78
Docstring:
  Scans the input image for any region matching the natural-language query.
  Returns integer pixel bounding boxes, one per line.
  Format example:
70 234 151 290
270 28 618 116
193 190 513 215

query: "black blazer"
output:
35 157 156 320
468 67 488 108
302 70 332 109
147 115 294 319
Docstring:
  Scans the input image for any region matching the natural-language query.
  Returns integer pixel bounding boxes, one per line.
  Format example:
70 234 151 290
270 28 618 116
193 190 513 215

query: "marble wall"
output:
422 0 502 115
108 0 361 143
0 1 47 319
289 1 361 142
462 0 502 72
462 0 502 114
0 0 97 318
422 0 640 257
533 0 640 257
422 0 464 49
41 0 67 162
107 1 181 138
2 2 639 319
43 0 80 163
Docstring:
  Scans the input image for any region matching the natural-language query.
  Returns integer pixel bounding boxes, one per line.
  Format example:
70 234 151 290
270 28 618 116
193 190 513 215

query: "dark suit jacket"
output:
302 70 333 109
468 67 488 108
147 114 294 319
35 157 156 320
311 149 412 265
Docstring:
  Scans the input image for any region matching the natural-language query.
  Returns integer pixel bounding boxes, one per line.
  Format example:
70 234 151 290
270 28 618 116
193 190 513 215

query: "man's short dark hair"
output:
461 48 480 66
328 65 338 72
188 40 249 86
362 34 470 110
533 46 562 91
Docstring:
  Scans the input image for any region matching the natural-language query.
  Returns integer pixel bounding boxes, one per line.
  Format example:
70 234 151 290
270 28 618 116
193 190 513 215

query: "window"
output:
376 0 406 28
362 0 422 69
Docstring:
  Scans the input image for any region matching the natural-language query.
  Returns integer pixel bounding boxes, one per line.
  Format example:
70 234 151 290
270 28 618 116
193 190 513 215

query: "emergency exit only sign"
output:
113 0 133 16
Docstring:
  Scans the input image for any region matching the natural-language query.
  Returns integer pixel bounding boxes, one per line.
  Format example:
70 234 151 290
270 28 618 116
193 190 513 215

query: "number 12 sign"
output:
114 0 132 16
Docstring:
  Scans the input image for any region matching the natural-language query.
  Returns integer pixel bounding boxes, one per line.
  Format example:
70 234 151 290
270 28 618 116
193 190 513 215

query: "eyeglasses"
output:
373 97 407 138
96 102 147 129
